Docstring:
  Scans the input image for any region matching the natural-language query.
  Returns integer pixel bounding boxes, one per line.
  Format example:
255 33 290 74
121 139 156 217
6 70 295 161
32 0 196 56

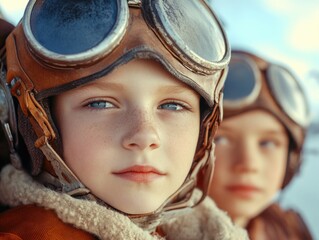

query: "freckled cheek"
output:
215 144 234 164
267 171 285 195
213 155 231 186
215 147 228 160
263 152 287 190
60 119 117 168
165 120 199 168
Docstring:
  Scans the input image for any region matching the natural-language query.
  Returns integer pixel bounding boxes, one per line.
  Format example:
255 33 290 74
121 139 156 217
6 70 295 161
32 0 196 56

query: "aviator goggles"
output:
5 0 229 106
23 0 228 71
222 51 309 149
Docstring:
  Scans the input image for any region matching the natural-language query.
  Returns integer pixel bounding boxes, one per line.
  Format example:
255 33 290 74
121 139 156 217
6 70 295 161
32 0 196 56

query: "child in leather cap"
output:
209 50 313 240
0 1 247 239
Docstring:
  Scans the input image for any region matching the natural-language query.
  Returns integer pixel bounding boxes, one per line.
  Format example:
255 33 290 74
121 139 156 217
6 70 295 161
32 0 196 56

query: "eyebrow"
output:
260 129 287 136
75 81 124 92
157 85 198 95
75 80 197 95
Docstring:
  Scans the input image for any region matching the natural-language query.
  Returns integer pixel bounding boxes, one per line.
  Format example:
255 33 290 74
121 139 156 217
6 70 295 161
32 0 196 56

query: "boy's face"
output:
53 59 200 214
209 110 288 227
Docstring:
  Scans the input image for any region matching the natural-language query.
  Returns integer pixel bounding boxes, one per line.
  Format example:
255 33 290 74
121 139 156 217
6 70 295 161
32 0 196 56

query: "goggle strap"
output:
10 79 55 141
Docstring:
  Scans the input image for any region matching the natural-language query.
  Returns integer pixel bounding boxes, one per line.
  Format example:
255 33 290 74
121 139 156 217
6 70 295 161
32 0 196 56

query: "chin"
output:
97 190 167 215
125 206 161 215
117 201 163 215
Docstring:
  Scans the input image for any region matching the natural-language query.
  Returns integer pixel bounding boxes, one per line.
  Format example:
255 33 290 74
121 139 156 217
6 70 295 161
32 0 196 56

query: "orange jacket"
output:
247 203 313 240
0 205 95 240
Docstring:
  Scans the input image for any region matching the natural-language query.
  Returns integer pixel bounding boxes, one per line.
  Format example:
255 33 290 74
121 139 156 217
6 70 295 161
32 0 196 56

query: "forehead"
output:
221 110 287 135
52 60 202 108
70 59 199 94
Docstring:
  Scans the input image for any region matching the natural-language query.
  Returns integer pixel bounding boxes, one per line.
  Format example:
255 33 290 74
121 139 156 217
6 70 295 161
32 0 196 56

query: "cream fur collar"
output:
0 165 248 240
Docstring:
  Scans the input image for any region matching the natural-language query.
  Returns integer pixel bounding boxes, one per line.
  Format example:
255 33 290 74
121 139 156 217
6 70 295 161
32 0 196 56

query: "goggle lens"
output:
268 65 309 127
30 0 118 55
223 58 258 101
152 0 226 64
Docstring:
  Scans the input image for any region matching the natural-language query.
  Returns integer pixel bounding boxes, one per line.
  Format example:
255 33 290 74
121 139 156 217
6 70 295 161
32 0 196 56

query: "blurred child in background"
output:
209 50 313 239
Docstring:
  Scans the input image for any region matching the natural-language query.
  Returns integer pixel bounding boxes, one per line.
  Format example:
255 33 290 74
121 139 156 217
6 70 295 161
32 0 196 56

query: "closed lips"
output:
113 165 166 183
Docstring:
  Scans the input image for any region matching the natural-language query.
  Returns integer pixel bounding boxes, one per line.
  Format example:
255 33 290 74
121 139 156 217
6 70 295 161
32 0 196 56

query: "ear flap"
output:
282 150 301 188
0 19 16 135
0 57 22 169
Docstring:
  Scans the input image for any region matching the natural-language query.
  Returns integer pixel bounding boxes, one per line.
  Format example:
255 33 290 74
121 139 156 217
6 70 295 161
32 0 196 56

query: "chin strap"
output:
37 139 91 195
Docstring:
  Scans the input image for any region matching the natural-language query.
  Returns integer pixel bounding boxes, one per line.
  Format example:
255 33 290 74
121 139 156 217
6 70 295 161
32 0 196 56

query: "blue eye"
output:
88 101 114 109
159 102 184 111
260 140 277 149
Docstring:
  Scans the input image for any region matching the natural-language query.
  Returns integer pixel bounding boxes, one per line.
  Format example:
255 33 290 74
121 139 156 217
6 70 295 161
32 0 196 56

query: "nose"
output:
232 139 260 173
122 109 160 151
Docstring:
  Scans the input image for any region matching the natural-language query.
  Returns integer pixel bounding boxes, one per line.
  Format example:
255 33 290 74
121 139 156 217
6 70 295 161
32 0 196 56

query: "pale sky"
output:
213 0 319 75
0 0 28 24
260 0 319 61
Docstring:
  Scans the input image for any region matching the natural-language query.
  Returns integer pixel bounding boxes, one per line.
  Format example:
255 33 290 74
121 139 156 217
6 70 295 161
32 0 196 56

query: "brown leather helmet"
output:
222 50 309 187
0 0 230 231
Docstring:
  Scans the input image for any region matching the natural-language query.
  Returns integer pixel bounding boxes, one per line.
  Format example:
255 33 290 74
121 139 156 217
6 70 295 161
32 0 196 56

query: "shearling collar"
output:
0 165 248 240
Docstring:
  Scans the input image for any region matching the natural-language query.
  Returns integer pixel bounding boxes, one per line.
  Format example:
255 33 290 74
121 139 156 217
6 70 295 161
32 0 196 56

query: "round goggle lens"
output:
268 65 309 127
30 0 118 54
223 58 257 101
153 0 226 66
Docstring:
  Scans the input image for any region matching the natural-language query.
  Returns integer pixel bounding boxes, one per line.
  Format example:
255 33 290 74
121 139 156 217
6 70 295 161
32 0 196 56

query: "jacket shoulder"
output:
0 205 95 240
248 203 313 240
